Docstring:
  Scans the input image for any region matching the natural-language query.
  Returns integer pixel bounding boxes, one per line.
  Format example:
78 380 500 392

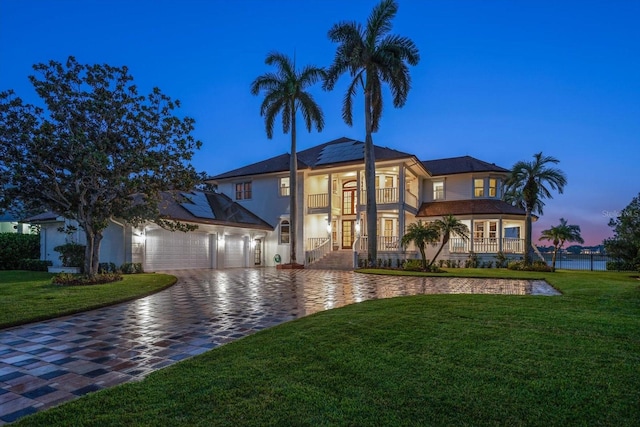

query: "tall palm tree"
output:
503 152 567 266
430 215 470 267
400 221 440 271
539 218 584 271
324 0 419 265
251 52 324 265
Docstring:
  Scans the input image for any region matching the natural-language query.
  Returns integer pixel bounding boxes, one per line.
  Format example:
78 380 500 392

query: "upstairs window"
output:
489 178 498 198
279 177 290 197
474 178 485 198
235 181 252 200
433 181 444 200
280 220 290 244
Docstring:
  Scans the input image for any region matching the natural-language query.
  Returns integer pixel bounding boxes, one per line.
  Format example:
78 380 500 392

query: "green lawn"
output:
0 271 176 329
15 269 640 426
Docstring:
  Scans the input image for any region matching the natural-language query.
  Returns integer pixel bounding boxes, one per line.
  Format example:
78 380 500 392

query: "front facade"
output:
210 137 530 267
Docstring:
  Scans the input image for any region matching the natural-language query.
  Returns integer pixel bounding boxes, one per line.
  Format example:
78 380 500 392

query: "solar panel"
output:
180 191 216 219
316 141 364 165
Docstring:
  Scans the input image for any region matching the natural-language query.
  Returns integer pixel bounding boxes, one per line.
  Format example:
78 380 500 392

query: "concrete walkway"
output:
0 269 559 424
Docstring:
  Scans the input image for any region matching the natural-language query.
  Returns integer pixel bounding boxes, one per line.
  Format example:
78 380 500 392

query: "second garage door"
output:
224 235 246 268
145 229 211 271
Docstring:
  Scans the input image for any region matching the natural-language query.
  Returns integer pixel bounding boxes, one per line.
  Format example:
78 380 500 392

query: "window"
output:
474 178 484 198
433 181 444 200
235 181 252 200
489 221 497 240
280 220 290 244
279 177 290 197
489 178 498 198
342 181 357 215
474 222 485 241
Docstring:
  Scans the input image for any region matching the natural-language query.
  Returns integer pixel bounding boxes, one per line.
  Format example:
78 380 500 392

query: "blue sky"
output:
1 0 638 245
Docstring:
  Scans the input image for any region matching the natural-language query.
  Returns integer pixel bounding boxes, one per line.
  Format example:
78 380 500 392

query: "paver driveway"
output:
0 268 559 424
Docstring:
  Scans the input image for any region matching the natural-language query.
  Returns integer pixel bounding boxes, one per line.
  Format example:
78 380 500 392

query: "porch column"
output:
469 219 474 253
498 217 503 252
327 173 332 248
399 164 405 206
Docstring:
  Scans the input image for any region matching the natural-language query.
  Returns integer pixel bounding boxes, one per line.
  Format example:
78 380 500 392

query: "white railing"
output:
308 193 328 209
307 237 329 250
405 190 418 208
360 187 399 204
449 238 524 254
358 235 401 252
305 238 331 265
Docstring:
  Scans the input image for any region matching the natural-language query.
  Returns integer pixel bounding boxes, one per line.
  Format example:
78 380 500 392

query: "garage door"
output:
145 229 210 271
224 236 245 268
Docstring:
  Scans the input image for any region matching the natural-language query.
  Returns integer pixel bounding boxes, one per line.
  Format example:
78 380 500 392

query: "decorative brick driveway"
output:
0 269 559 424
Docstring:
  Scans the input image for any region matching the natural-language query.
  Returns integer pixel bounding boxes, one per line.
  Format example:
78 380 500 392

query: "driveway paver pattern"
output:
0 268 559 424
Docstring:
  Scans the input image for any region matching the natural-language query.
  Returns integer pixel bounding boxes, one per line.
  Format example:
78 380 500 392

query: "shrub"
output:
606 260 637 271
465 252 479 268
120 262 144 274
53 243 85 268
0 233 40 270
403 259 443 273
18 259 52 271
52 272 123 286
508 260 553 272
495 251 508 268
98 262 118 274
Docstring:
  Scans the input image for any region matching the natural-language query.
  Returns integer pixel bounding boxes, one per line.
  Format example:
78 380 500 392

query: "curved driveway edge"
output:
0 268 558 424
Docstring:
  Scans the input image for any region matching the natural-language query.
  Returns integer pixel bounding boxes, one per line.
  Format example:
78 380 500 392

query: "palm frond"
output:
365 0 397 47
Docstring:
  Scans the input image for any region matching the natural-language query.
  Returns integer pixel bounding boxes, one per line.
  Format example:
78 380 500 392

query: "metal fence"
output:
540 253 610 271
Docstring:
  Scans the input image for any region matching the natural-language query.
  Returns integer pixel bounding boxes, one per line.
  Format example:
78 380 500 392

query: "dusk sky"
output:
1 0 638 245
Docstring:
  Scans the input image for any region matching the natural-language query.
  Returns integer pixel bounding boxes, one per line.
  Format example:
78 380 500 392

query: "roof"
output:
416 199 528 217
22 211 61 222
421 156 508 176
25 191 274 231
209 137 414 180
160 191 273 230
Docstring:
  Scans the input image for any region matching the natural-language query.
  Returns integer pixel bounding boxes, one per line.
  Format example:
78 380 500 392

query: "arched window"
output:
280 220 290 244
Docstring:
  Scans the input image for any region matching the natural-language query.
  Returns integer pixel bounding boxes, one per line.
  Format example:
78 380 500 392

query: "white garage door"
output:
145 229 210 271
224 236 245 268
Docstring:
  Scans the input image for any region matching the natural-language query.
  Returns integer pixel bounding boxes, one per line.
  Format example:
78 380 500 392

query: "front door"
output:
342 220 354 249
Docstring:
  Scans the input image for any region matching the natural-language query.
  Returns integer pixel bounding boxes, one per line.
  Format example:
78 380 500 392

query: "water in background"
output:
540 253 609 271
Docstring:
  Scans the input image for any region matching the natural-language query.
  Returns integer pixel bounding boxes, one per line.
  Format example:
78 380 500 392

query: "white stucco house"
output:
28 136 530 271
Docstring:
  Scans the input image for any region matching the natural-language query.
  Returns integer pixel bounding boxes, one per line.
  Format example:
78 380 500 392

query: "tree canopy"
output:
604 193 640 271
0 57 201 275
539 218 584 271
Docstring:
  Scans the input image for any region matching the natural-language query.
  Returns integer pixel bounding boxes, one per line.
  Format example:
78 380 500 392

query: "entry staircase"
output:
307 250 354 270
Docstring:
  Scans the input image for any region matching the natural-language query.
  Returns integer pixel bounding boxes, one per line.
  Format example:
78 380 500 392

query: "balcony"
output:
308 193 329 209
449 237 524 254
360 187 398 205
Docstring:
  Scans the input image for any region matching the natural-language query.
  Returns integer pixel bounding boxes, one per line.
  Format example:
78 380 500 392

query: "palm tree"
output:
324 0 419 266
539 218 584 271
430 215 470 267
503 152 567 266
400 221 440 271
251 52 324 265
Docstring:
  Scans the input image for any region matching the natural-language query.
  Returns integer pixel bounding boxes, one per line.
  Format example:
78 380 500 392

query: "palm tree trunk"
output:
524 209 533 266
290 107 297 265
551 246 558 272
429 234 449 267
364 84 377 266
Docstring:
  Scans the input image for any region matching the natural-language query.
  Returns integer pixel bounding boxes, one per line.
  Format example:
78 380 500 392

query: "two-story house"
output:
209 137 529 268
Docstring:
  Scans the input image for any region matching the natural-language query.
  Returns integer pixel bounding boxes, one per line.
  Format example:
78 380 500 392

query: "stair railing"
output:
305 238 331 266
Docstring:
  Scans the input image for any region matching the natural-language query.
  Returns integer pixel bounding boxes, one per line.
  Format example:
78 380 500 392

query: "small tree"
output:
539 218 584 272
503 152 567 266
400 221 440 271
430 215 469 267
0 57 201 276
604 193 640 271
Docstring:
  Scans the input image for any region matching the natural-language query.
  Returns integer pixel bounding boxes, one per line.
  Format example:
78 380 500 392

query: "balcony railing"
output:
405 190 418 208
361 187 399 204
449 238 524 254
358 235 401 252
308 193 329 209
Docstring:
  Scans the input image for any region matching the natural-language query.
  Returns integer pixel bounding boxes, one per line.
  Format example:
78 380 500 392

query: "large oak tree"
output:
0 57 201 275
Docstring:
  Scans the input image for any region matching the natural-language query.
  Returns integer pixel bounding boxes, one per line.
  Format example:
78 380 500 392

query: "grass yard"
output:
0 271 176 329
14 269 640 426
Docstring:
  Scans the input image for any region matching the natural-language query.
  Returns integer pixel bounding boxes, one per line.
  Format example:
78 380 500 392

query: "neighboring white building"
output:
28 137 530 271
